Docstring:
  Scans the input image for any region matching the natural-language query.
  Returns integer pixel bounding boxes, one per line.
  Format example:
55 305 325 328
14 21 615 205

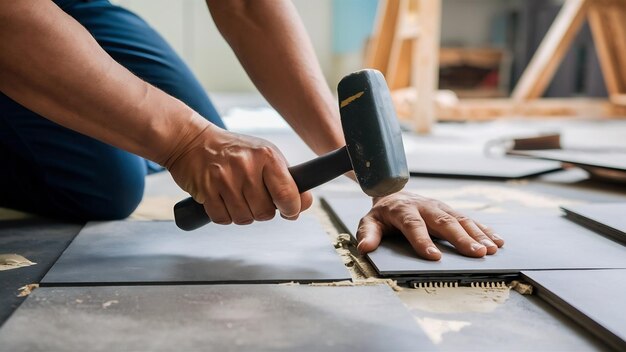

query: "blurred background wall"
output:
112 0 604 98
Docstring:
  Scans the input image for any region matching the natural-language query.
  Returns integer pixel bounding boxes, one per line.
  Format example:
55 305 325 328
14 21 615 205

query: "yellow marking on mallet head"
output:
340 91 364 108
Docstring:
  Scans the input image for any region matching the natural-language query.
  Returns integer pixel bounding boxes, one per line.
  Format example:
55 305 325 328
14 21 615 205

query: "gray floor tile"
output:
406 152 562 179
322 196 626 280
42 214 349 285
562 203 626 244
0 219 82 326
522 269 626 351
0 284 434 352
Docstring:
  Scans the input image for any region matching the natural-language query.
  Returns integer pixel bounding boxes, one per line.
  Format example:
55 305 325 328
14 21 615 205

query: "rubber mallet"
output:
174 69 409 231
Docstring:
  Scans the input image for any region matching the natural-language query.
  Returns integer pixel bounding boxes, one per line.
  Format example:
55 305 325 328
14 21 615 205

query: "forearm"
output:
206 0 344 156
0 0 209 166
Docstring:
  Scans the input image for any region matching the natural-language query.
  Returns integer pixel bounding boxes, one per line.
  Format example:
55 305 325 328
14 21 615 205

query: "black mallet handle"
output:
174 146 352 231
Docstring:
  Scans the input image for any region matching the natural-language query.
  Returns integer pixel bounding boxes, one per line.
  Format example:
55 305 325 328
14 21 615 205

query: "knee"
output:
61 152 147 221
90 171 145 220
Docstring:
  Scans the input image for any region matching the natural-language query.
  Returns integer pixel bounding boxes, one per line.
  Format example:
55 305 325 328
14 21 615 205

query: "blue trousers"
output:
0 0 225 220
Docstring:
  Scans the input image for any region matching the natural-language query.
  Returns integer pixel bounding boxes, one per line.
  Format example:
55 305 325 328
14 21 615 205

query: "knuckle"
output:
356 215 374 232
414 237 434 248
476 235 491 243
401 214 425 228
233 217 254 225
357 223 371 234
425 198 439 206
456 216 473 226
259 145 281 162
208 162 224 175
204 205 231 225
254 210 276 221
433 214 456 227
212 218 232 225
273 186 297 204
300 193 313 210
382 201 409 215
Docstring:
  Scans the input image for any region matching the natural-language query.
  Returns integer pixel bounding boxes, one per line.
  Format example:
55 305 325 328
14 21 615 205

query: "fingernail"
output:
471 243 486 252
481 239 496 248
426 246 440 255
356 241 365 253
491 233 502 240
280 213 298 220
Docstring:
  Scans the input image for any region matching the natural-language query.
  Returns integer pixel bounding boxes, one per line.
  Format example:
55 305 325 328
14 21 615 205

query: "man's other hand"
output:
356 191 504 260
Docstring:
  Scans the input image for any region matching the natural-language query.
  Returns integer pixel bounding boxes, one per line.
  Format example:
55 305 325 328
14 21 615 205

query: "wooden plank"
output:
610 94 626 107
511 0 589 100
410 0 441 133
606 2 626 92
588 2 623 95
386 0 411 89
364 0 400 75
433 98 621 121
439 47 504 68
388 39 413 89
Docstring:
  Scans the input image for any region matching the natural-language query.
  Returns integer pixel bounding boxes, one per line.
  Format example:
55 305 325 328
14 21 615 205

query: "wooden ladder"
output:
513 0 626 107
365 0 442 133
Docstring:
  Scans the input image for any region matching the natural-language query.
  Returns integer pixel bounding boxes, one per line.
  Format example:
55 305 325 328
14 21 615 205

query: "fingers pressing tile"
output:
454 217 498 255
356 240 370 254
425 246 442 261
479 239 498 255
469 242 487 257
489 233 505 247
280 213 298 221
475 221 505 247
355 216 384 254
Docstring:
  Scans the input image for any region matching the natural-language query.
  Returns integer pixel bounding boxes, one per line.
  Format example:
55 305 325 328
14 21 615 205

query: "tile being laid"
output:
321 196 626 281
0 285 435 352
509 149 626 173
561 203 626 245
42 214 349 285
522 269 626 351
405 152 562 179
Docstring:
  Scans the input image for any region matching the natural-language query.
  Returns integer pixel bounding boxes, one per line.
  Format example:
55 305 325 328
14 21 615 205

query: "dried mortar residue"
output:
310 203 377 280
309 278 403 292
510 280 534 295
416 317 471 345
130 196 178 220
17 283 39 297
0 254 36 271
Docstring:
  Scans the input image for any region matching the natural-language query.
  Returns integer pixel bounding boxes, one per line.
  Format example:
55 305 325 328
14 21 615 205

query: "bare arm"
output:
0 0 205 165
206 0 344 155
0 0 311 224
206 0 504 259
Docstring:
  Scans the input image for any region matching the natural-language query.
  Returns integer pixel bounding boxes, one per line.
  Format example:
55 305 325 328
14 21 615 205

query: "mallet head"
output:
337 69 409 197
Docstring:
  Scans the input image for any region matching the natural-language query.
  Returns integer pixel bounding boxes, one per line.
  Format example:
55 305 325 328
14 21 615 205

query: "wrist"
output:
154 110 215 169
